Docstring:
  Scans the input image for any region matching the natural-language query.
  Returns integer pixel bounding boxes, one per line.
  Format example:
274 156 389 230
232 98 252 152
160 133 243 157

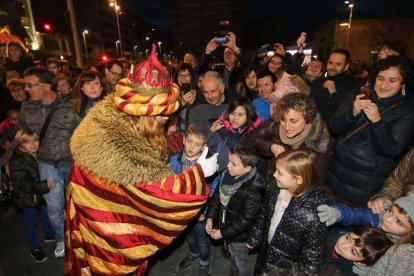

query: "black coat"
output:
9 148 49 208
310 72 360 123
206 169 266 243
248 183 328 275
327 90 414 206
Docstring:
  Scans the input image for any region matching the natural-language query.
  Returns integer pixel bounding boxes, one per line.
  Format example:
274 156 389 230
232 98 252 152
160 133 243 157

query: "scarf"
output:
219 167 257 207
279 123 312 149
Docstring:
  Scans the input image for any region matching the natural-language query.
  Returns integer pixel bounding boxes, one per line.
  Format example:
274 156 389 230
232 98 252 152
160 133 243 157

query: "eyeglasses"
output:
178 73 190 78
110 70 123 78
11 87 25 93
270 61 283 65
25 83 45 89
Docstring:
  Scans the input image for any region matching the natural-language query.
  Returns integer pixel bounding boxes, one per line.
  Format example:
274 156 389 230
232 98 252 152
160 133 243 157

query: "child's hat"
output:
395 191 414 221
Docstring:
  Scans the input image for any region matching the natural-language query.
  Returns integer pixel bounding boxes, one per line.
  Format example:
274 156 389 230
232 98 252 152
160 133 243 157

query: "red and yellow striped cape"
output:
64 161 209 275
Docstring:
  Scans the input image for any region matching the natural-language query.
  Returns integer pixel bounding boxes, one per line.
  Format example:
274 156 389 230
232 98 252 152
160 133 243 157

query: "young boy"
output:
328 227 393 275
206 142 265 276
169 123 218 275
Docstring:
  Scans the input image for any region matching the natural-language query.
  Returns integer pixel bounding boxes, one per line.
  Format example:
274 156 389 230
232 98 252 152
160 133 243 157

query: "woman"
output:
72 71 110 118
327 56 414 207
249 93 331 186
239 65 258 101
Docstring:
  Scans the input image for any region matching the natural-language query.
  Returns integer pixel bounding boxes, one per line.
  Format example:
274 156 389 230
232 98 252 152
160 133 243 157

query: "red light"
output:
101 55 109 61
44 23 52 31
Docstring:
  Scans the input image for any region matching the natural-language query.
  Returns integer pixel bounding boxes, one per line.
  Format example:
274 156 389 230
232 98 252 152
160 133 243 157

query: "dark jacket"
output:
248 183 328 275
206 168 266 243
310 72 359 123
327 90 414 206
331 203 380 228
9 148 49 208
249 112 331 186
20 95 80 167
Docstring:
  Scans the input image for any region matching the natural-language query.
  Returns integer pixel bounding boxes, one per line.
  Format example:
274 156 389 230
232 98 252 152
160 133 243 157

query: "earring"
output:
402 85 406 97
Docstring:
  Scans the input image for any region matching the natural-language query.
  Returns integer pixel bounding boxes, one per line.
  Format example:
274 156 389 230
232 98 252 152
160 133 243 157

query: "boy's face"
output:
183 133 205 159
381 205 413 236
21 140 39 153
227 152 251 177
335 232 365 262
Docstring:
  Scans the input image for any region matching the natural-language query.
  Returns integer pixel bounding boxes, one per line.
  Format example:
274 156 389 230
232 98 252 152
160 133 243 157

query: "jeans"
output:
187 219 210 266
228 242 251 276
23 203 54 251
39 162 70 242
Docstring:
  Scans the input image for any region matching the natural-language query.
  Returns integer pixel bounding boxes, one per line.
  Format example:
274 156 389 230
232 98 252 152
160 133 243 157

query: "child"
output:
317 192 414 241
209 97 262 172
247 149 328 275
169 123 218 275
328 227 393 275
206 142 265 276
9 129 56 262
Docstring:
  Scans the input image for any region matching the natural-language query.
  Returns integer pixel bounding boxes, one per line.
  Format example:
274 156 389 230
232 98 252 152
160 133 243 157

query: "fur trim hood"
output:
303 112 331 154
70 95 172 186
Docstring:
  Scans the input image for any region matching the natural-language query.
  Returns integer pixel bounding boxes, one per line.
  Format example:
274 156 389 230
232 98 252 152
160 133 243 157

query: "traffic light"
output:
101 55 109 62
44 23 52 33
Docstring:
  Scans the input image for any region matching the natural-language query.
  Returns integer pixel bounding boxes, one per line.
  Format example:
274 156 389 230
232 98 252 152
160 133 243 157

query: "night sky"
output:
124 0 414 40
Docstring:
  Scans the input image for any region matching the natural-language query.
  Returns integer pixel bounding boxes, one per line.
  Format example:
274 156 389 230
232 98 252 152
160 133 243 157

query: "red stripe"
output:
120 90 137 100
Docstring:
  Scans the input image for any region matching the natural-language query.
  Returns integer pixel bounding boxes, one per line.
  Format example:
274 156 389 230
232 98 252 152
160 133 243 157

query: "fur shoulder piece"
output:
290 75 310 95
70 96 172 186
304 112 331 154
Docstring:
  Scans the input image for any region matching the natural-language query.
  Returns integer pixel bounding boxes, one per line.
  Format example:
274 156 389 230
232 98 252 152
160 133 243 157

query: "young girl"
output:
247 149 328 275
209 97 262 172
72 70 110 118
9 129 56 262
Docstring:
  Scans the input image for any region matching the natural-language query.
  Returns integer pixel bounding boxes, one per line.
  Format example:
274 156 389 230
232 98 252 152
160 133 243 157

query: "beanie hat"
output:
395 191 414 222
114 44 180 116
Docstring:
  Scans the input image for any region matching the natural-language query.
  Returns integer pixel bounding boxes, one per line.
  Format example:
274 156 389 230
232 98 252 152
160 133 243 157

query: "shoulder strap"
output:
336 101 404 146
39 107 57 146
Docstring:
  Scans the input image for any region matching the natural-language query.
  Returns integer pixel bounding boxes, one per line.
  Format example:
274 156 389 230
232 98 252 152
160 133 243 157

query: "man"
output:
183 52 198 69
310 49 359 123
46 57 63 77
104 60 123 91
253 70 276 122
188 71 229 128
198 32 245 98
21 67 80 259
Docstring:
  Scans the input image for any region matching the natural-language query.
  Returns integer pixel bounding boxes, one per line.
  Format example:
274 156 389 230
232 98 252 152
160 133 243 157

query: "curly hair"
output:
271 93 317 123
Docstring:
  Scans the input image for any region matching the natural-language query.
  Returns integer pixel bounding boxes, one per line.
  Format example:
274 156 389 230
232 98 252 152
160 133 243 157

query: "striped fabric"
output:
64 161 209 275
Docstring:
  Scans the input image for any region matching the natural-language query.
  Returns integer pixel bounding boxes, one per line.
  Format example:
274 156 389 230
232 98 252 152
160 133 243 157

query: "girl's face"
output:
334 232 364 262
268 56 283 73
21 139 39 154
273 160 300 194
8 46 22 61
374 66 404 99
229 106 248 129
177 69 191 86
280 109 306 139
81 77 103 99
381 205 413 236
57 79 72 95
245 71 257 90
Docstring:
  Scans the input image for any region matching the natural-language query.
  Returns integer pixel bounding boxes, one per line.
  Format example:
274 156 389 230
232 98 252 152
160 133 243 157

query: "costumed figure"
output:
64 44 218 275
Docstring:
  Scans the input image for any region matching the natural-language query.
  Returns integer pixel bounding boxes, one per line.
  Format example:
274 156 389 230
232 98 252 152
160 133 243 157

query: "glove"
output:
197 147 218 178
317 204 341 226
352 262 370 276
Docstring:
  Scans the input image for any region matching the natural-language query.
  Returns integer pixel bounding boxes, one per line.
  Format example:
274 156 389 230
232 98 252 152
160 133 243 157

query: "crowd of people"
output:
0 31 414 276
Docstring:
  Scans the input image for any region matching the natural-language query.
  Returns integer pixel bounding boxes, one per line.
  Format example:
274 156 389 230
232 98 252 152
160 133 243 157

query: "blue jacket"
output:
252 96 270 122
207 127 242 172
332 203 380 228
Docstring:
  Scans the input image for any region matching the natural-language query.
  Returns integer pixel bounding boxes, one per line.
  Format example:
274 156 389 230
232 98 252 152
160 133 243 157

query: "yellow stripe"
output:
74 247 86 259
88 255 137 275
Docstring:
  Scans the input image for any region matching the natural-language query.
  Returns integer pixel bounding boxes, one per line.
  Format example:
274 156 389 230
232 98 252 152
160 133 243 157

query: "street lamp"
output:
134 45 138 54
82 30 89 65
344 1 354 49
115 40 120 57
157 41 162 56
109 0 123 57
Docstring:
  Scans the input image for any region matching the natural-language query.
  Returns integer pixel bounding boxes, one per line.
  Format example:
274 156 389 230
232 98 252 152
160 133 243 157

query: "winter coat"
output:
249 112 331 187
9 148 49 208
370 147 414 203
327 90 414 206
248 183 328 275
20 95 80 167
331 203 380 228
206 168 266 243
310 72 360 123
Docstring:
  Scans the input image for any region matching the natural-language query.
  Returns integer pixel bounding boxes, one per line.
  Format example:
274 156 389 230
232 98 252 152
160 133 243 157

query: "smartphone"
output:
360 87 371 100
181 83 192 94
215 37 229 45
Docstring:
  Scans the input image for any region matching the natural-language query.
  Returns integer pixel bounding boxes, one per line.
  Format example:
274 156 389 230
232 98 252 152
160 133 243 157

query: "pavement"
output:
0 204 257 276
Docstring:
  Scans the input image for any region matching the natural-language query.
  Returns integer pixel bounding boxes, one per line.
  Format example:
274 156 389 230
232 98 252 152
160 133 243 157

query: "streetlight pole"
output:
345 1 354 49
110 0 123 57
82 30 89 65
115 40 120 57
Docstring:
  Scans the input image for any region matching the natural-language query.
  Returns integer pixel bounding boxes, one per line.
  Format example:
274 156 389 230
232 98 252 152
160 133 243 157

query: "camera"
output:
181 83 192 94
257 46 274 56
215 36 229 45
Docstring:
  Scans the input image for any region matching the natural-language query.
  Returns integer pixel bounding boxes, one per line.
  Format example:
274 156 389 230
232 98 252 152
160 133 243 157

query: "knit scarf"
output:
219 167 257 208
279 123 312 149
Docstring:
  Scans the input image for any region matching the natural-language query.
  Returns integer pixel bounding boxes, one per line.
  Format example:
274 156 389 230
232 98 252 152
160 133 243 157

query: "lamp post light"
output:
134 45 138 54
115 40 120 57
157 41 162 56
109 0 123 57
344 1 354 49
82 30 89 65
